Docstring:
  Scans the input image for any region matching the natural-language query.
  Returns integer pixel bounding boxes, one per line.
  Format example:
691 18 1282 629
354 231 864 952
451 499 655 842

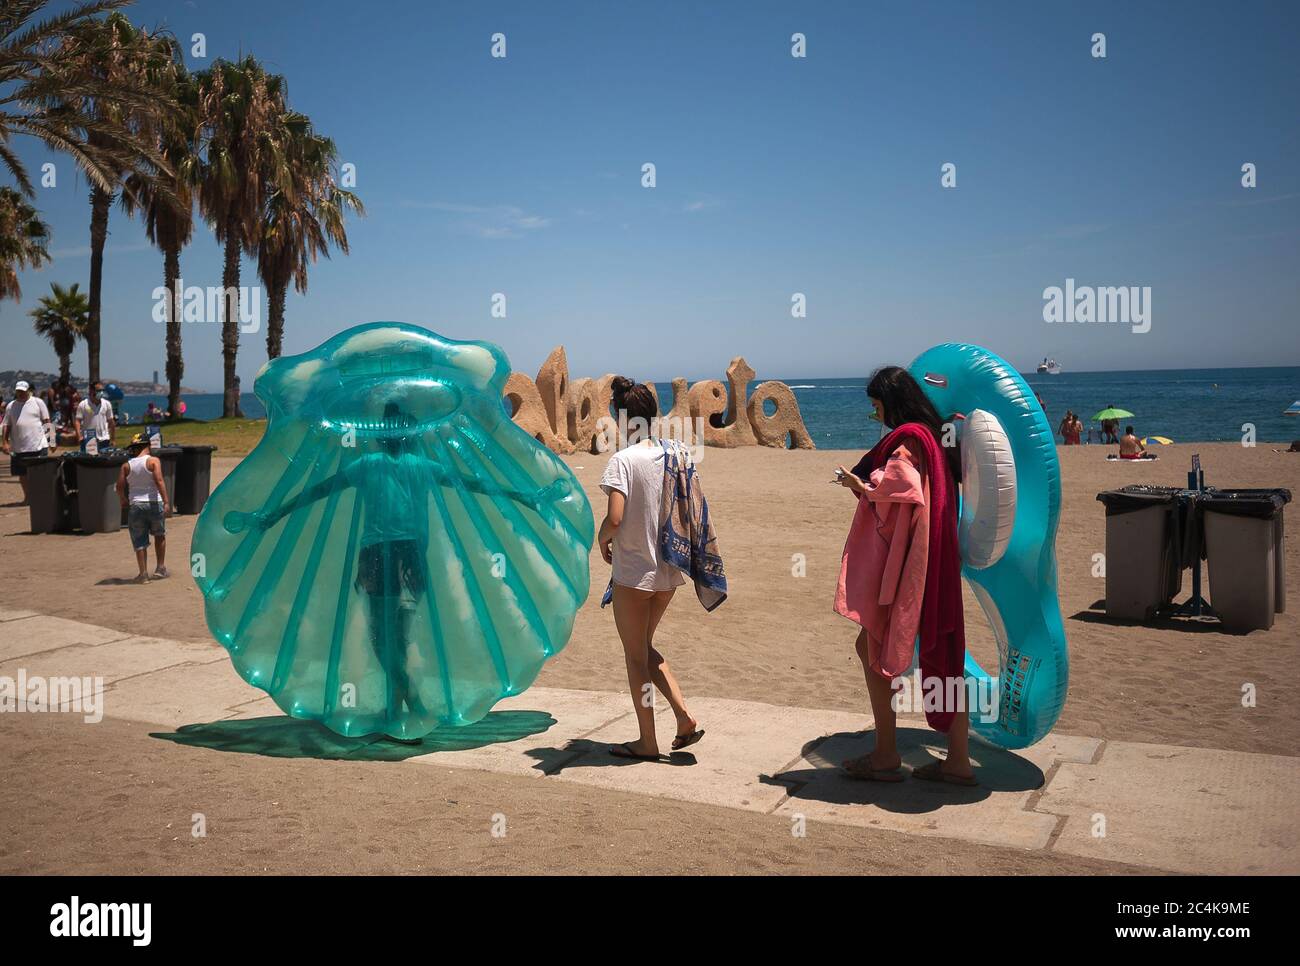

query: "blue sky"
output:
4 0 1298 390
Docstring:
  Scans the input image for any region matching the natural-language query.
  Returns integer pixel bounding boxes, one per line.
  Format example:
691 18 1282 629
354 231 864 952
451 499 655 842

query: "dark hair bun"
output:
611 375 635 400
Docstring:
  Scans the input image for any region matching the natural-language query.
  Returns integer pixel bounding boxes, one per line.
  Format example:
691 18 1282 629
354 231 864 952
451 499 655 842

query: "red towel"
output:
853 422 966 732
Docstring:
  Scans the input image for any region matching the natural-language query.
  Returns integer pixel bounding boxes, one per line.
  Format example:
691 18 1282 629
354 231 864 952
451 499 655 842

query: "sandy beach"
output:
2 441 1297 874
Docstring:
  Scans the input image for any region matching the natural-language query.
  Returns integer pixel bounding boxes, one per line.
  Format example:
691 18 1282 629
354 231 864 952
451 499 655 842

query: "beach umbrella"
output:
1143 436 1173 445
1093 407 1133 421
1284 400 1300 416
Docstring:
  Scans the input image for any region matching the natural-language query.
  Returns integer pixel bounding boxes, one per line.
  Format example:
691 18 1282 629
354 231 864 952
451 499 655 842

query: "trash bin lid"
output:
64 452 130 467
177 444 218 453
1199 487 1292 518
1096 485 1184 514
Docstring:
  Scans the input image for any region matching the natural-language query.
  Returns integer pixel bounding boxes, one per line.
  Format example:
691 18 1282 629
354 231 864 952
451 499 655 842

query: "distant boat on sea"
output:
1036 357 1063 375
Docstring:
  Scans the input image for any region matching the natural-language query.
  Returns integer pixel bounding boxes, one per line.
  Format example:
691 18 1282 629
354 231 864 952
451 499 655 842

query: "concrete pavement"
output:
2 607 1295 874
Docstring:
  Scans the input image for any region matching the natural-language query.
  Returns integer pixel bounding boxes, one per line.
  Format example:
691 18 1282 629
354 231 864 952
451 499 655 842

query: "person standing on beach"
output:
75 382 116 450
1058 410 1081 445
116 433 169 583
2 380 54 505
224 402 565 742
833 366 975 786
598 376 707 761
1101 409 1120 444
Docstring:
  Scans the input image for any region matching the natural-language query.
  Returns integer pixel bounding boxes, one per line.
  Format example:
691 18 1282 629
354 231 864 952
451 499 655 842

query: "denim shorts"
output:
127 501 165 550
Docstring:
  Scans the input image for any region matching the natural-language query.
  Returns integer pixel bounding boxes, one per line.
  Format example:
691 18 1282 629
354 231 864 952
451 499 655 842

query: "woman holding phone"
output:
832 366 976 786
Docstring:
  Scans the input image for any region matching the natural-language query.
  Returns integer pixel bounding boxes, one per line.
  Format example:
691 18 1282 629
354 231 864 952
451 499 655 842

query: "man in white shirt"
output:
2 380 54 505
74 381 116 450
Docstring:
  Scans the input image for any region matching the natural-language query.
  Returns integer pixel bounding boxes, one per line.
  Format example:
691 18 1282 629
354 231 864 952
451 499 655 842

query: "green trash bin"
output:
66 452 130 533
1201 488 1291 632
174 444 217 514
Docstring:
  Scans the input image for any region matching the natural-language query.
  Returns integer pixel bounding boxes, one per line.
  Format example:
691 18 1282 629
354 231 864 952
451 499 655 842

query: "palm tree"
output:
257 121 363 359
0 186 51 303
52 11 176 386
121 39 195 417
195 56 293 417
29 282 89 383
0 1 161 199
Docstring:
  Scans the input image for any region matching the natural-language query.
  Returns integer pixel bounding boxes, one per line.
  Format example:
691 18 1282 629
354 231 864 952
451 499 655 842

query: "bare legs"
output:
612 584 695 756
848 628 974 780
133 535 165 580
852 629 901 771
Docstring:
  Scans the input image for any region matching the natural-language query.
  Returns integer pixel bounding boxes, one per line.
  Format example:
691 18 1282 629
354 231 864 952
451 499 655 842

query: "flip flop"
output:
912 760 978 787
841 755 905 783
609 742 663 761
671 729 705 751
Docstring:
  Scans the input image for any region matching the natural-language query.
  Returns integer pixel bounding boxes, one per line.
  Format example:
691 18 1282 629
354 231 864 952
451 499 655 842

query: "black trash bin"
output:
154 445 182 513
174 444 217 514
25 455 70 533
1200 488 1291 632
66 452 130 533
1096 485 1192 620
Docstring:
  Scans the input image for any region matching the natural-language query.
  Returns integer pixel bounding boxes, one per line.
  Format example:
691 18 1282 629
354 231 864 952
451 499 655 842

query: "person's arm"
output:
107 402 116 443
39 400 53 451
429 458 566 508
149 456 169 512
73 403 83 440
117 463 130 508
598 490 625 564
1 407 10 453
836 465 868 497
223 472 349 534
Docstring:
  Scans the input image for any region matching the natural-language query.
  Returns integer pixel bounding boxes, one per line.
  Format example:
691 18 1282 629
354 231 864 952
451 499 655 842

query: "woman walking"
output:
598 376 724 760
833 366 975 785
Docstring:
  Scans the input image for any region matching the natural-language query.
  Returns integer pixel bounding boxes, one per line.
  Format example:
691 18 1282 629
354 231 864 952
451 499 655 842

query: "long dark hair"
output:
867 366 962 483
611 375 659 424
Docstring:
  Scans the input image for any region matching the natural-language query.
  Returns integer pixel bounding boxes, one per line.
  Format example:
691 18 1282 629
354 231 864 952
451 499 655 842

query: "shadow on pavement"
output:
151 709 557 762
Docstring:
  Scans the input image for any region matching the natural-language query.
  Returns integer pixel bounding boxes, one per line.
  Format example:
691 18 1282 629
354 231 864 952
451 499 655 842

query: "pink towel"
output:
834 445 929 679
842 423 967 733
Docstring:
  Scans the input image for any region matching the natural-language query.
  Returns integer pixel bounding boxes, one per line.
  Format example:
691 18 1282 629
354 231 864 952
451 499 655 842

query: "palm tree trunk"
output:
266 277 287 359
163 236 183 418
221 208 244 418
86 186 112 385
59 352 71 386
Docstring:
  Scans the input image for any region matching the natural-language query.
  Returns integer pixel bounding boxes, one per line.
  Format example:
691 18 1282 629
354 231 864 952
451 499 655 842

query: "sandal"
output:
671 729 705 751
912 760 978 787
841 753 904 783
609 742 663 761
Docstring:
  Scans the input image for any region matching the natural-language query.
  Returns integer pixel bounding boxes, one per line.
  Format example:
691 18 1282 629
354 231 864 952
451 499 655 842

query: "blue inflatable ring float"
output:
909 343 1069 749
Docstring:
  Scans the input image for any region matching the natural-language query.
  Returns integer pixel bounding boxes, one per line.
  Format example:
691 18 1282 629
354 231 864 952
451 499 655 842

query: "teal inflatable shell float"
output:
191 323 594 739
909 343 1069 749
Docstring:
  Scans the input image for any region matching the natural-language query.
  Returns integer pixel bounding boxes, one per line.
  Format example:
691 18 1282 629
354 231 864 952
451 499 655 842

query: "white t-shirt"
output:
3 397 51 453
600 440 686 592
77 397 115 441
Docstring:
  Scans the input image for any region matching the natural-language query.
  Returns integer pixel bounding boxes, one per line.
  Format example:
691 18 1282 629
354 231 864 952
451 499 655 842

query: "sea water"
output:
121 366 1299 449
